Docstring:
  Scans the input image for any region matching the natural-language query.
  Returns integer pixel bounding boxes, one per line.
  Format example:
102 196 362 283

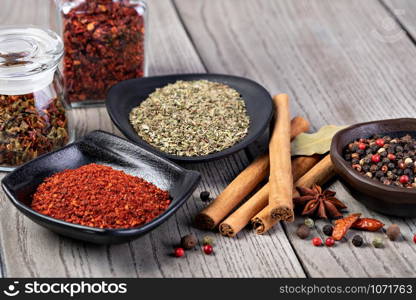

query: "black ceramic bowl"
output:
1 131 201 244
106 73 273 162
330 118 416 217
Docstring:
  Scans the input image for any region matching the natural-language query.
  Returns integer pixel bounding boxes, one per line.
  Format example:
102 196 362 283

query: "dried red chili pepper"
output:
351 218 384 232
332 213 361 241
61 0 146 103
31 164 170 229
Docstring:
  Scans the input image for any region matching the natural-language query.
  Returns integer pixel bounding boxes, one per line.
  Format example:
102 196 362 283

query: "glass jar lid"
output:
0 26 63 95
0 25 63 78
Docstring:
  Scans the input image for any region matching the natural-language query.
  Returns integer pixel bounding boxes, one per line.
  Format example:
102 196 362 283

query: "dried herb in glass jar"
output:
129 80 251 156
0 26 72 170
61 0 146 104
0 93 69 167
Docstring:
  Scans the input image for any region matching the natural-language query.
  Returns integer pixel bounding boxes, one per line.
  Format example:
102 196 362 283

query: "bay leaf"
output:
291 125 348 156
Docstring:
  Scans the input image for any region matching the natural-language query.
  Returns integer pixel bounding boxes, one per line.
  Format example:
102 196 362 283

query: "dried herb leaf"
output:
129 80 250 157
291 125 347 156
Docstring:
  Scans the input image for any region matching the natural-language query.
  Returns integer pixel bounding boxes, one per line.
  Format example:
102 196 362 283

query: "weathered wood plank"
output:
382 0 416 42
0 0 305 277
175 0 416 277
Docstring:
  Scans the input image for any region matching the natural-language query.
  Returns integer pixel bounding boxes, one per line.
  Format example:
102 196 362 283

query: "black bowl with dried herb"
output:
106 74 273 162
330 118 416 217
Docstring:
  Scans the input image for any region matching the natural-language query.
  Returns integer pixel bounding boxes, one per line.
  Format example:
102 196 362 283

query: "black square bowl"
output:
106 73 274 162
1 130 201 244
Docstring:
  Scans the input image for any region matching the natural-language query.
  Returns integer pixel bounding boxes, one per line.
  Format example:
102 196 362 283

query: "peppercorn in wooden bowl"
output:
1 131 201 244
330 118 416 217
106 73 273 162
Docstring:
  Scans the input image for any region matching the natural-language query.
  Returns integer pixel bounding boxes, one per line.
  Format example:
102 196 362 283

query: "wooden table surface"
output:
1 0 416 278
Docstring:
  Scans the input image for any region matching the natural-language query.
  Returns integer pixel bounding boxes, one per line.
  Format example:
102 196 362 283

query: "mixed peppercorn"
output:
344 134 416 188
174 234 215 257
295 216 416 249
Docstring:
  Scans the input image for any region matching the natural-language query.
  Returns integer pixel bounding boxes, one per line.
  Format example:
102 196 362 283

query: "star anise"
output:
293 185 347 219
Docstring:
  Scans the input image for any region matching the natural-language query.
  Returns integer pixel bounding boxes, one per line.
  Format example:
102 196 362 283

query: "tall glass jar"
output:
0 26 74 171
57 0 147 107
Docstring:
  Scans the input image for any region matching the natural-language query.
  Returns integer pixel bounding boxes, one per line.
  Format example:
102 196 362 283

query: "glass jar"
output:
57 0 148 107
0 26 74 171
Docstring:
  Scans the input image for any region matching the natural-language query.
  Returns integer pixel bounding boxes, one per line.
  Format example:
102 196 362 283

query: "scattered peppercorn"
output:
386 224 401 241
325 237 335 247
203 244 213 255
352 235 363 247
200 191 211 202
372 237 384 248
304 218 315 228
201 236 214 246
312 237 322 246
413 235 416 244
344 134 416 188
181 234 197 250
174 248 185 257
322 225 334 236
296 224 311 239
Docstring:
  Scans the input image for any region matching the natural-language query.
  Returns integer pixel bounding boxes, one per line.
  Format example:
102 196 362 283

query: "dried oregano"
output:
129 80 250 156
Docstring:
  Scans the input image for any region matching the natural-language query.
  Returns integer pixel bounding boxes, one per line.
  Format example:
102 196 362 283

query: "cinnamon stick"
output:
268 94 293 221
194 116 309 230
219 155 321 237
252 154 335 234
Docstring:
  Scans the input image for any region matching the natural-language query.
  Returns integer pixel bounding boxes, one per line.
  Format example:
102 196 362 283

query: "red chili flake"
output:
62 0 145 103
31 164 170 229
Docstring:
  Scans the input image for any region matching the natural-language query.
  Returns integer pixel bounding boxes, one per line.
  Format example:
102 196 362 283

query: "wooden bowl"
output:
330 118 416 217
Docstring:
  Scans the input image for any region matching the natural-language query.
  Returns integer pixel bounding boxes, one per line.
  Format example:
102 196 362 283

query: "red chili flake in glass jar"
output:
31 164 170 229
61 0 146 104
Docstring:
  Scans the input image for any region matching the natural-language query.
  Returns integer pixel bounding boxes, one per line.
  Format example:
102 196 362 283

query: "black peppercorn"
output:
200 191 210 202
388 163 395 169
322 225 333 236
375 171 384 178
352 235 363 247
